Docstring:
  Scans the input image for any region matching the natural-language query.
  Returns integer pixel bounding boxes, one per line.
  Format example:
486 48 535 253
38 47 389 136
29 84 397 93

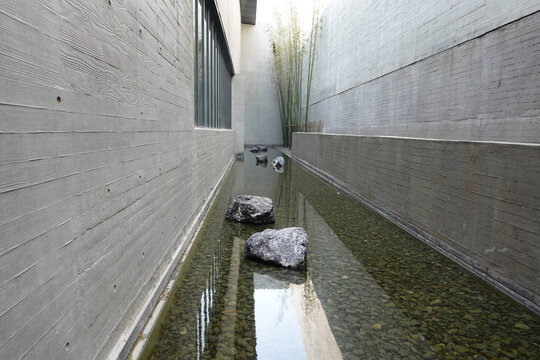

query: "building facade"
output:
0 0 250 358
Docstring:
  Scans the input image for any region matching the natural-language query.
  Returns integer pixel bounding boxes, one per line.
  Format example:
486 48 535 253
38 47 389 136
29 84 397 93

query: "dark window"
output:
194 0 232 129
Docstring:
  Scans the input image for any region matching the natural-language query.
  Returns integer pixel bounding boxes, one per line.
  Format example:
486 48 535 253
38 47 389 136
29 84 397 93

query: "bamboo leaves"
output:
269 1 321 148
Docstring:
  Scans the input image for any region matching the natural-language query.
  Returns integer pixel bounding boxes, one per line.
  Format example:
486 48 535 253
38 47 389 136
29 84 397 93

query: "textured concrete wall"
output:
292 133 540 312
239 0 283 146
293 0 540 312
308 1 540 142
0 0 236 359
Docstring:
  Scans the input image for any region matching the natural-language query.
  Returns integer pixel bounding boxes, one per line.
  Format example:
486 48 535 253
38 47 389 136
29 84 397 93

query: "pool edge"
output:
109 155 237 360
289 152 540 316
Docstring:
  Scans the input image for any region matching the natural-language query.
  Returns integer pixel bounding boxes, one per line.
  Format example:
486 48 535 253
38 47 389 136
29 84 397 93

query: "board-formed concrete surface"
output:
307 2 540 142
0 0 238 359
292 133 540 313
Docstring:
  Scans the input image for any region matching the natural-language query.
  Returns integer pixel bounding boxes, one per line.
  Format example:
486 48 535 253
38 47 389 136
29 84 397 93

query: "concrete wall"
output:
238 1 282 146
0 0 237 359
292 133 540 312
308 0 540 142
293 1 540 312
216 0 242 72
232 74 246 152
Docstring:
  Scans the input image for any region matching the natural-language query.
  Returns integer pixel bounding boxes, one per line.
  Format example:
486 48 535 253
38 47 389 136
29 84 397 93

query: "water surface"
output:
142 149 539 359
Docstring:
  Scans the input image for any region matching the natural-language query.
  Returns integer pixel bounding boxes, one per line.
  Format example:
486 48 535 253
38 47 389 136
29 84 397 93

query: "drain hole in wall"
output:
108 0 111 6
107 188 110 194
57 96 61 104
139 29 142 37
113 284 117 293
138 175 142 179
142 252 145 258
65 343 70 351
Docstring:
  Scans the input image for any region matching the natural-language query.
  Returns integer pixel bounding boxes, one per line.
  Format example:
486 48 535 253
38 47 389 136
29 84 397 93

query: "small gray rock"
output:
225 195 275 224
258 146 268 152
244 227 308 269
235 152 244 161
256 155 268 163
249 146 260 153
271 156 285 168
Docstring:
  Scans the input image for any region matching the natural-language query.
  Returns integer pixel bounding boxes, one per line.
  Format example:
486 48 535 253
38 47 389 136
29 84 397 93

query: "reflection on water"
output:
253 271 344 360
195 240 220 360
254 273 306 359
289 277 343 360
141 149 540 360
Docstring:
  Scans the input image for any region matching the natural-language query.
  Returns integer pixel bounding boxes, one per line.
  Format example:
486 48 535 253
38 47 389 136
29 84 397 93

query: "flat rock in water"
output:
256 155 268 163
235 152 244 161
244 227 308 269
258 146 268 152
249 146 260 153
225 195 275 224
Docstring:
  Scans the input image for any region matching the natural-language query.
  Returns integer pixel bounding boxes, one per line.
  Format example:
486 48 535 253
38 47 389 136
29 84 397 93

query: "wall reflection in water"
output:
254 272 343 360
195 240 221 360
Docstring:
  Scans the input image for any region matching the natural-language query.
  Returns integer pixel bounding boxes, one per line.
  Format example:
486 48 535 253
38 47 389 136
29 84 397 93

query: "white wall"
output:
216 0 242 73
0 0 238 359
239 1 283 146
232 74 246 152
216 0 244 152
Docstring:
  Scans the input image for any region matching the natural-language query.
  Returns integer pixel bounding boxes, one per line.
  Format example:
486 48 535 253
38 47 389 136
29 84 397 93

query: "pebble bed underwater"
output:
141 149 540 360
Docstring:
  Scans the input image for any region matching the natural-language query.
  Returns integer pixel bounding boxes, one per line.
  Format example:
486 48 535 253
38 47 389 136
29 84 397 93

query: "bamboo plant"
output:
269 1 321 148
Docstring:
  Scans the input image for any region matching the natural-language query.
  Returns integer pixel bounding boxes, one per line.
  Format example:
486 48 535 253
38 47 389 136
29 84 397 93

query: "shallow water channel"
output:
141 149 539 359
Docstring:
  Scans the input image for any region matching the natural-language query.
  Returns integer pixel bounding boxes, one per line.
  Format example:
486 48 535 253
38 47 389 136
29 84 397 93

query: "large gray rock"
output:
244 227 308 269
225 195 275 224
272 164 284 173
271 156 285 168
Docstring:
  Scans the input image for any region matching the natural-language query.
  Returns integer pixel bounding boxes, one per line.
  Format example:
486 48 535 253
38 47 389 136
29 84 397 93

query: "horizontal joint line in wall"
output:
308 9 540 108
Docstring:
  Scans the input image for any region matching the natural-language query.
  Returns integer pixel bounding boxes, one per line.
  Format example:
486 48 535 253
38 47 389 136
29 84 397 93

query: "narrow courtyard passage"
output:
141 149 540 359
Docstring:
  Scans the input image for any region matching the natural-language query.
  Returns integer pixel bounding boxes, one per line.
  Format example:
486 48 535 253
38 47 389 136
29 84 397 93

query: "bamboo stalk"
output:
268 1 320 148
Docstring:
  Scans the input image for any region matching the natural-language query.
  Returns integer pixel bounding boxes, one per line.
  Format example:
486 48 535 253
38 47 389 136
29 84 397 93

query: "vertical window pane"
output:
205 11 209 127
193 0 232 129
197 0 203 126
